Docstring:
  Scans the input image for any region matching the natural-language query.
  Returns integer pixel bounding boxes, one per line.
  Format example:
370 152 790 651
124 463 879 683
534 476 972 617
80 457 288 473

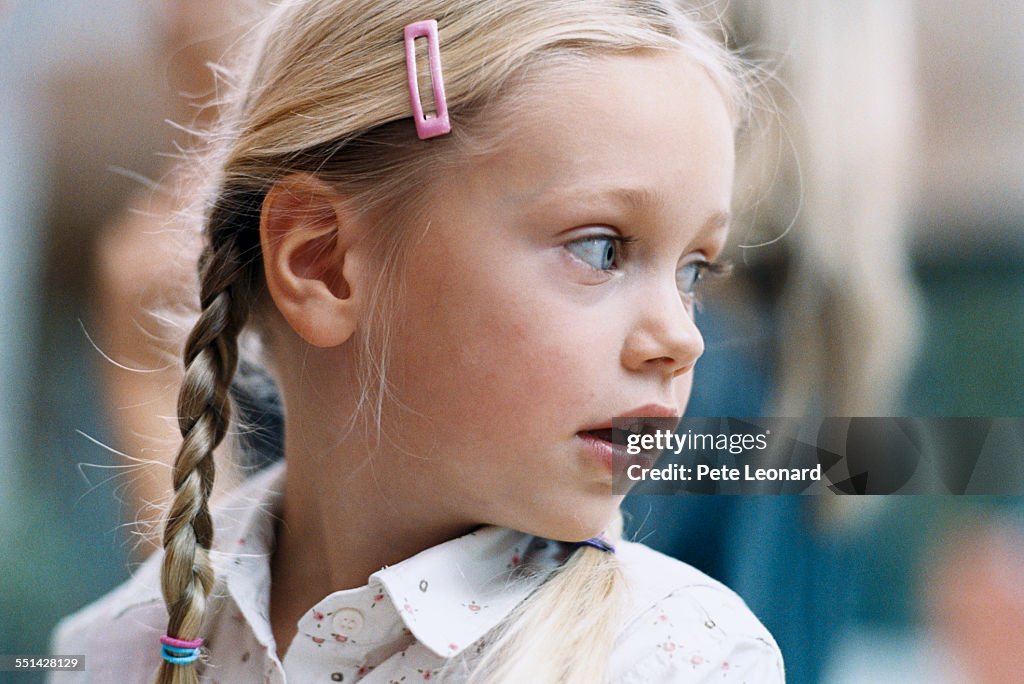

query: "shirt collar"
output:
213 461 287 651
216 463 568 659
366 526 564 657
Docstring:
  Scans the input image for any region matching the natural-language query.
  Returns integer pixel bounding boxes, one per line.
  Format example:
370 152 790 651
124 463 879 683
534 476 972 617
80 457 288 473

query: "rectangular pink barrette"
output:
403 19 451 140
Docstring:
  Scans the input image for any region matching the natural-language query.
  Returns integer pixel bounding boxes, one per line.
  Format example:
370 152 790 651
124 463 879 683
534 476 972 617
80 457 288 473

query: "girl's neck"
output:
268 430 477 659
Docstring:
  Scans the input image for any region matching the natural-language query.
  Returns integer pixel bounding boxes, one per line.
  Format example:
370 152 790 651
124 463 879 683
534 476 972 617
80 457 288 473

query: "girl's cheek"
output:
674 372 696 410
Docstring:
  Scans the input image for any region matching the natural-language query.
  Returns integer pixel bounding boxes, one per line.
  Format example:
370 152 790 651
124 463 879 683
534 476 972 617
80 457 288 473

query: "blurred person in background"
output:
926 508 1024 684
0 0 264 677
0 0 166 673
93 0 271 548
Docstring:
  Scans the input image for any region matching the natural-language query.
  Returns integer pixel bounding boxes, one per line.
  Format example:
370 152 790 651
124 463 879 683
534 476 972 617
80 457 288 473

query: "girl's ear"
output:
259 173 369 348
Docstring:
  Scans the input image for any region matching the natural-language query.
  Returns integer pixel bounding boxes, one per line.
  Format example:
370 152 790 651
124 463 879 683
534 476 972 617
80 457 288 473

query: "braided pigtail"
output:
155 194 261 684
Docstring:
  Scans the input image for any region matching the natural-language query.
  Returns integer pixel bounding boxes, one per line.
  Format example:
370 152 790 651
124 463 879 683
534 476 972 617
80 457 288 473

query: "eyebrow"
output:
528 185 664 213
700 209 731 235
527 184 730 235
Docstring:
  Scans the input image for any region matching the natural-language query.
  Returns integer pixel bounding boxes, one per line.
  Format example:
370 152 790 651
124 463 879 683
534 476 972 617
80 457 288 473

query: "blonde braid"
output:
156 195 261 684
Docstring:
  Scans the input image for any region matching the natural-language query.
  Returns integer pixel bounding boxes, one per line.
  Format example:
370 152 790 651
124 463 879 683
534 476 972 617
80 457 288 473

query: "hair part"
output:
157 2 749 682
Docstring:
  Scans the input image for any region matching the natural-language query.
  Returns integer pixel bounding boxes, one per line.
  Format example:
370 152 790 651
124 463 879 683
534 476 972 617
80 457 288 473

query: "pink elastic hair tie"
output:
161 635 204 650
403 19 451 139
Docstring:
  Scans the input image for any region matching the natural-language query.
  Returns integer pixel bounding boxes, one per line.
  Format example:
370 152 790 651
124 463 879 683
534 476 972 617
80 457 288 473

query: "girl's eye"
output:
677 259 729 297
677 261 704 294
565 236 622 271
675 259 724 294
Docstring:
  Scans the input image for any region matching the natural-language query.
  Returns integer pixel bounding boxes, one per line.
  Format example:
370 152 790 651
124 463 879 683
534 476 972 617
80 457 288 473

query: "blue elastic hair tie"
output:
575 535 616 554
161 644 201 665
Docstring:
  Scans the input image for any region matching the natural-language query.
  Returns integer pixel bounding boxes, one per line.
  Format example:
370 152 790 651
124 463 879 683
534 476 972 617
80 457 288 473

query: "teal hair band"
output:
161 644 201 665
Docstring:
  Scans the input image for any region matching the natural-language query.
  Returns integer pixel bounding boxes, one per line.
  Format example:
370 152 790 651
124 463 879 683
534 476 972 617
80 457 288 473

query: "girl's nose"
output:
620 288 705 378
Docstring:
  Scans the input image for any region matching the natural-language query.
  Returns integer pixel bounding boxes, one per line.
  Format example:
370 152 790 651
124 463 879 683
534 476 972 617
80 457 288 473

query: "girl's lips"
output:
576 430 628 471
577 408 681 473
585 427 614 443
579 405 682 433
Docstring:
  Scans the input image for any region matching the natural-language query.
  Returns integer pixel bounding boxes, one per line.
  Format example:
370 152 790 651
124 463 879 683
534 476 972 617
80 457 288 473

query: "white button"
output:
332 608 364 637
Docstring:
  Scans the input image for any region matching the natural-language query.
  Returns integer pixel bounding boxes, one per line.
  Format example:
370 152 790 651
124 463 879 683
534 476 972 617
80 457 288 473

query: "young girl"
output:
53 0 784 681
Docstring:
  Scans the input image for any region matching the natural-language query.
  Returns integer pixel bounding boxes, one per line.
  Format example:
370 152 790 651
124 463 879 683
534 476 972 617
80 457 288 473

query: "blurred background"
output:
0 1 1021 683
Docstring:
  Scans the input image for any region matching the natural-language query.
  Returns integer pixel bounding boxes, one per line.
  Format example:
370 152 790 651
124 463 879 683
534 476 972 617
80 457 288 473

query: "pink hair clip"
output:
403 19 451 140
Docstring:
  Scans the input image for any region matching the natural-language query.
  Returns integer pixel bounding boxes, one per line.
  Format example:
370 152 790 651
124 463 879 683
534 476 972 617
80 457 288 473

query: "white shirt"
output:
51 463 784 683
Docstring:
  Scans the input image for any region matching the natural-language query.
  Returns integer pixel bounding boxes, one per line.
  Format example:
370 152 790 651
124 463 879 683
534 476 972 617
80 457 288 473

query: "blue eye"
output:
678 259 729 297
566 236 620 271
677 261 707 295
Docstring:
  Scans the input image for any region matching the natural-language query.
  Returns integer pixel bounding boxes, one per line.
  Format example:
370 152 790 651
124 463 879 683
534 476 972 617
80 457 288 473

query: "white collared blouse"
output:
51 463 784 683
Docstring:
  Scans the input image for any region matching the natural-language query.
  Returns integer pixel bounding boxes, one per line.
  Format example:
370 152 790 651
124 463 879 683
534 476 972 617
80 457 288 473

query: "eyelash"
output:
565 234 730 300
678 259 731 307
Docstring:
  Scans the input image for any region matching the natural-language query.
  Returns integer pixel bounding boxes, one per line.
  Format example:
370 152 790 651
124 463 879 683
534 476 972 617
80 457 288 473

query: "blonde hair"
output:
157 2 747 683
